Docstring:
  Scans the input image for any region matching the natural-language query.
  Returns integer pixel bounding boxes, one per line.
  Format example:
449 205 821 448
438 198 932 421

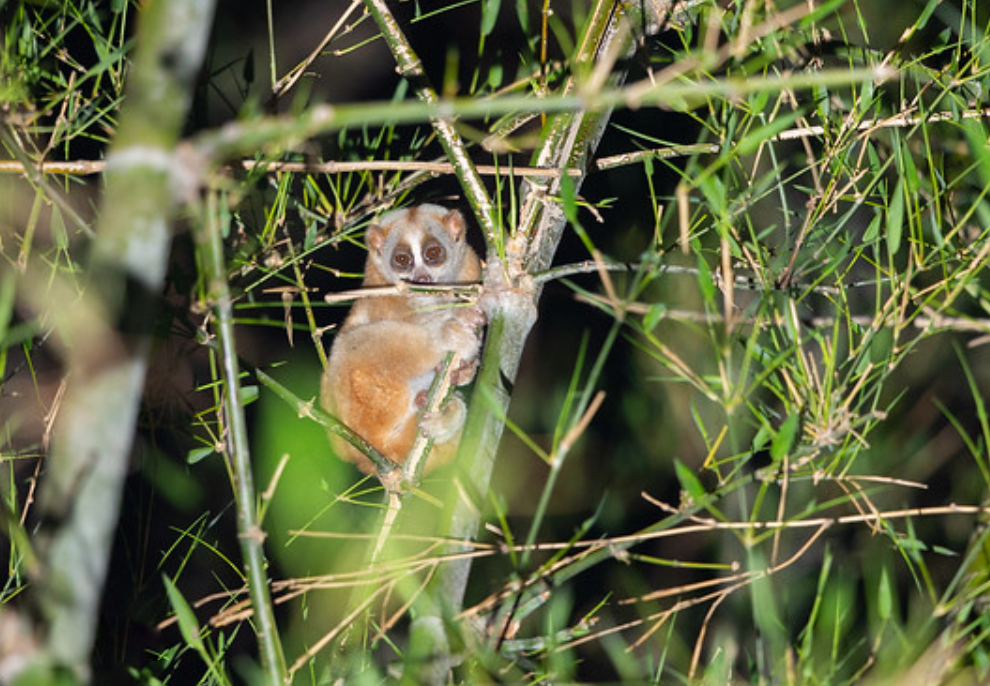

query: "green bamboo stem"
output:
518 0 632 272
8 1 216 683
200 192 287 684
191 66 887 164
362 0 498 248
441 0 656 621
255 368 399 477
352 2 671 681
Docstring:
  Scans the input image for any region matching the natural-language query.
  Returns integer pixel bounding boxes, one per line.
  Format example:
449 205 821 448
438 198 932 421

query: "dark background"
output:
2 0 989 683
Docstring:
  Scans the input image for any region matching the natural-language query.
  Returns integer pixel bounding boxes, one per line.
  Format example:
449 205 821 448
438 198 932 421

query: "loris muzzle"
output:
321 204 485 475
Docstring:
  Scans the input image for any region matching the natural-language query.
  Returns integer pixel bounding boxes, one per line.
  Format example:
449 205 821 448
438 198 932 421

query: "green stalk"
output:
438 0 654 623
362 0 498 247
381 3 667 681
200 191 287 684
192 68 886 165
518 0 631 271
520 319 623 570
256 368 398 476
16 0 216 682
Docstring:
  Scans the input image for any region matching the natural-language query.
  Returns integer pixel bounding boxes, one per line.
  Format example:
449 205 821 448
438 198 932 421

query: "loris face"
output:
366 204 469 285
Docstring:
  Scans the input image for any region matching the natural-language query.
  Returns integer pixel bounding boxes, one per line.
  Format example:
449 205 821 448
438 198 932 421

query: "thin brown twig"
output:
286 578 393 680
617 523 831 653
322 281 480 305
574 291 990 336
244 159 585 177
558 391 606 458
170 499 984 637
688 589 730 681
270 0 364 101
288 528 498 549
372 563 440 644
458 502 986 628
6 104 988 179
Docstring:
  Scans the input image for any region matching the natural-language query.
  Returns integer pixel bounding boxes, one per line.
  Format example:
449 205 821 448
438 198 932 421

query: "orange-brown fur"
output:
321 205 483 474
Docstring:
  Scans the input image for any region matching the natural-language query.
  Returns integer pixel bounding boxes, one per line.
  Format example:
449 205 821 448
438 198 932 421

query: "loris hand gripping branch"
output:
321 204 485 475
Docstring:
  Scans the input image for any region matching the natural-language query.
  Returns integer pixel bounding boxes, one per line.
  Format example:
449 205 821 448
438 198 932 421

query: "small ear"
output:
366 224 386 253
442 210 467 241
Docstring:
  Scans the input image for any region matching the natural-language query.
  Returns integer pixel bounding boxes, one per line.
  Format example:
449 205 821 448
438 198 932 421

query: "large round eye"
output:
391 247 413 271
422 240 447 266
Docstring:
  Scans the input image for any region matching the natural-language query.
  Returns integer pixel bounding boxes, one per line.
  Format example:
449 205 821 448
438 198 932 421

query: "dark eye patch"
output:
422 240 446 266
391 246 414 271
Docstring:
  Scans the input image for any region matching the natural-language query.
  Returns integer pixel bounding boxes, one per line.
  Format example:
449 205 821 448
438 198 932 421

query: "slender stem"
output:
191 65 888 166
362 0 498 248
438 0 656 624
521 321 623 570
201 191 287 684
356 3 672 682
404 351 458 484
265 0 277 90
0 127 93 235
256 368 399 476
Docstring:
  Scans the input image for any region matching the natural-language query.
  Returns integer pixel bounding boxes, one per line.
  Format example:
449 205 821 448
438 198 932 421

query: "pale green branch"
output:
13 0 217 683
198 192 287 684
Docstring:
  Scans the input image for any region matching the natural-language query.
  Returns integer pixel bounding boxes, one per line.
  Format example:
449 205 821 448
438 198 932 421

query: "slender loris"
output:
321 204 485 474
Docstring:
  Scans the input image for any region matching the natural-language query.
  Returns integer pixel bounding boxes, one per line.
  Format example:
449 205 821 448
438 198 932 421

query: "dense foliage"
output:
2 0 990 684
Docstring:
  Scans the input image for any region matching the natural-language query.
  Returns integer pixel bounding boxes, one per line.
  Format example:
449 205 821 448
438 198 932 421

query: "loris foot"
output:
442 315 483 364
460 303 486 331
449 303 485 385
450 357 479 386
419 394 467 444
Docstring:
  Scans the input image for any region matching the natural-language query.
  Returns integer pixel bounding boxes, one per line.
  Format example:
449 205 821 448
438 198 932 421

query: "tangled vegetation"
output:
2 0 990 684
